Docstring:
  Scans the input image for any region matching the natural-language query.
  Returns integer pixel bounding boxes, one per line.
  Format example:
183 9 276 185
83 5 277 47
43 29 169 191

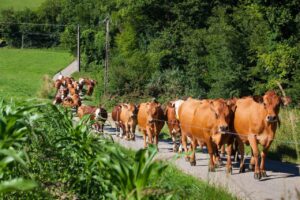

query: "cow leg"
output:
125 124 130 140
142 130 147 148
131 124 136 141
260 143 272 177
172 134 178 152
213 143 222 168
189 138 197 166
220 144 226 157
249 149 255 171
181 134 189 161
225 142 233 175
147 127 153 146
237 138 246 173
248 136 261 180
207 139 215 172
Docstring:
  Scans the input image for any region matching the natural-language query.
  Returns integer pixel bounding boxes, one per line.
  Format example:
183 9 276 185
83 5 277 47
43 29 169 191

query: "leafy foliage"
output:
1 0 300 101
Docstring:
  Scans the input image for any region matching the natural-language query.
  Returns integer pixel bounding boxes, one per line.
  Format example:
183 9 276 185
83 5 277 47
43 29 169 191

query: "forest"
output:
1 0 300 103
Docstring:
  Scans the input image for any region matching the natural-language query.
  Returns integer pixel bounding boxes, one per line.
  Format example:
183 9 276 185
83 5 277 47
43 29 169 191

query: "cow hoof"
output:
226 167 232 175
239 166 245 173
254 172 262 180
190 160 196 166
249 164 255 171
208 167 216 172
185 157 190 162
261 171 267 177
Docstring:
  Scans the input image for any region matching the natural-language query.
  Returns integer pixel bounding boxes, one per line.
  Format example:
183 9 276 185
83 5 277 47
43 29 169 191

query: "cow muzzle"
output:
219 125 229 133
266 115 277 123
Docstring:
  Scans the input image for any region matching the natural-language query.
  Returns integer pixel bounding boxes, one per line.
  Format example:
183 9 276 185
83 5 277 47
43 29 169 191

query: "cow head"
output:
122 103 138 119
165 102 181 134
146 102 161 124
253 90 291 123
209 99 232 133
95 108 102 120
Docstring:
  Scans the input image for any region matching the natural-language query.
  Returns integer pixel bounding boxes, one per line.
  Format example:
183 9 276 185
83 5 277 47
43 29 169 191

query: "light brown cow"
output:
234 91 290 179
77 105 108 132
137 101 165 148
120 103 138 140
178 98 235 173
164 101 181 152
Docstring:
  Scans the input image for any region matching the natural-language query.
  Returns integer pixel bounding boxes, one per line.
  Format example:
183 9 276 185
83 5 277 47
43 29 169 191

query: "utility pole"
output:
77 24 80 72
21 33 24 49
104 17 110 95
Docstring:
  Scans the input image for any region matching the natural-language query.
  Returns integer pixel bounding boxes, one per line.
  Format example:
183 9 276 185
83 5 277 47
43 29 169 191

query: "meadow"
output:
0 0 45 11
0 48 73 100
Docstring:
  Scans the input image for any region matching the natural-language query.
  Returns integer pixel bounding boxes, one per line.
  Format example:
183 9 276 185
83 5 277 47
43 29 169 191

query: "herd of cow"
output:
53 76 291 180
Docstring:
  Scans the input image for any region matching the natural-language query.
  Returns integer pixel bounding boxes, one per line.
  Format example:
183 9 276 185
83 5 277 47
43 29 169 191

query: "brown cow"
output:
54 79 63 90
164 101 181 152
120 103 138 140
234 91 290 179
77 105 108 132
137 101 165 148
178 98 235 173
112 104 125 136
71 94 81 108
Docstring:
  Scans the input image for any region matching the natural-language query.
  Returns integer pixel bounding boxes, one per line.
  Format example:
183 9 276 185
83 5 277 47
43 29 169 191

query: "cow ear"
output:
226 99 237 112
253 95 263 104
281 96 291 106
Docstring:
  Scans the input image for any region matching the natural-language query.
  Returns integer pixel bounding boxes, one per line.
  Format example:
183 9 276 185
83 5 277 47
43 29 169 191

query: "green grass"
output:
268 108 300 163
0 48 73 100
156 165 236 200
0 0 45 11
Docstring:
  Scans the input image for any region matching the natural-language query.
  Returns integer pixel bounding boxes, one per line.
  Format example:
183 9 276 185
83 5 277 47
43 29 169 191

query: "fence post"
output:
104 17 110 95
77 24 80 72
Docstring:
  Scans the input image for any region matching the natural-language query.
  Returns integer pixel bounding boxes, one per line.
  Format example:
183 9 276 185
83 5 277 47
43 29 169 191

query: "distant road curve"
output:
53 60 78 80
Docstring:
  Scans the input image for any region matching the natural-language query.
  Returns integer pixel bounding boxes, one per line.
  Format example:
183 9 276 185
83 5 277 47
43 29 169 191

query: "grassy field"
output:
0 0 45 11
0 48 73 100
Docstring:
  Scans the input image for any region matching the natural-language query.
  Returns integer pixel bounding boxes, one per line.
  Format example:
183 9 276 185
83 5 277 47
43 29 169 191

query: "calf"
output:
77 105 108 132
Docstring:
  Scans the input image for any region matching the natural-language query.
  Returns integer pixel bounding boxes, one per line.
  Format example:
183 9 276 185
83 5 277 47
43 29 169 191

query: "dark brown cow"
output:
77 105 108 132
137 101 165 148
54 79 63 90
120 103 138 140
178 98 235 173
164 101 181 152
234 91 291 179
112 104 125 136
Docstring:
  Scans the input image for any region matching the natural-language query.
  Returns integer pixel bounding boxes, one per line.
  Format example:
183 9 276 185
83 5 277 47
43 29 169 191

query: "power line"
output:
0 20 107 28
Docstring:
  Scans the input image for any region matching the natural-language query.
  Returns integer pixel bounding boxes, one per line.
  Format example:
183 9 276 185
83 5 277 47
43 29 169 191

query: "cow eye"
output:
214 113 219 119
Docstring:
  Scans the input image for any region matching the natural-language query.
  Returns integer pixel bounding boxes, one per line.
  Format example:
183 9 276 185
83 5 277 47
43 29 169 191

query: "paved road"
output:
53 60 79 80
103 117 300 200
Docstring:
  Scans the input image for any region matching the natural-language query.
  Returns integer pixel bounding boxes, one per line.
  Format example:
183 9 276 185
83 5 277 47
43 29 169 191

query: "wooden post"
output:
21 33 24 49
104 18 110 95
77 24 80 72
